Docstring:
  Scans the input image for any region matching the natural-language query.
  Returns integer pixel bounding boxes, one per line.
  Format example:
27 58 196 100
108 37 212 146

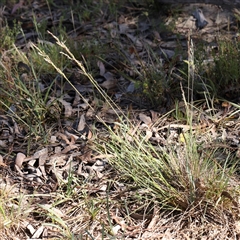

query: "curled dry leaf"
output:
0 140 7 148
39 154 48 166
56 132 71 145
15 152 26 168
87 129 93 140
97 60 105 76
32 226 45 239
50 135 57 143
65 131 78 142
150 110 160 123
92 159 108 172
77 114 86 131
139 113 152 126
145 129 153 141
61 144 78 154
235 221 240 235
112 225 121 236
99 79 117 90
0 154 6 167
33 148 48 159
26 223 36 235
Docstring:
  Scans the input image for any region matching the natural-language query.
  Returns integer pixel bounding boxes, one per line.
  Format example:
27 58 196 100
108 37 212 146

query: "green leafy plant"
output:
0 22 21 51
211 39 240 97
189 38 240 100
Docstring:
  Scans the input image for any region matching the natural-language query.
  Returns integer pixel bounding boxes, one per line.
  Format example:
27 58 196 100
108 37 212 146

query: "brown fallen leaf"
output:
33 148 48 159
139 113 152 126
0 155 6 167
61 144 78 154
99 79 117 90
15 152 26 169
87 129 93 140
56 132 71 145
26 223 36 235
145 129 153 141
97 60 106 76
77 114 86 131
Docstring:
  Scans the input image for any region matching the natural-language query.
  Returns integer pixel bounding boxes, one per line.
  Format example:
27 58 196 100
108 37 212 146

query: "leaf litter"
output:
1 0 240 239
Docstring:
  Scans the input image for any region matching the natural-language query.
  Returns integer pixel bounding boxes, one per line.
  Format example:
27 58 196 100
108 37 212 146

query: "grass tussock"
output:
36 32 240 226
98 121 239 213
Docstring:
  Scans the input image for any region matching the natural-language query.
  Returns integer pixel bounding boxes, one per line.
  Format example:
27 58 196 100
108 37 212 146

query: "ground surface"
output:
1 1 240 239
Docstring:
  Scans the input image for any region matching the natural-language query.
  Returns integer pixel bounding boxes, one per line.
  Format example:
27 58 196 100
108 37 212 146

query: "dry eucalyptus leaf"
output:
50 135 57 143
145 130 153 141
87 129 93 140
99 79 117 90
65 131 78 142
0 154 5 166
112 225 121 236
15 152 26 168
126 33 143 50
26 223 36 235
77 114 86 131
97 60 105 76
39 154 48 166
72 93 81 106
0 140 7 148
92 159 108 172
56 132 71 145
235 221 240 235
31 225 45 238
139 113 152 126
61 145 78 154
34 148 48 158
